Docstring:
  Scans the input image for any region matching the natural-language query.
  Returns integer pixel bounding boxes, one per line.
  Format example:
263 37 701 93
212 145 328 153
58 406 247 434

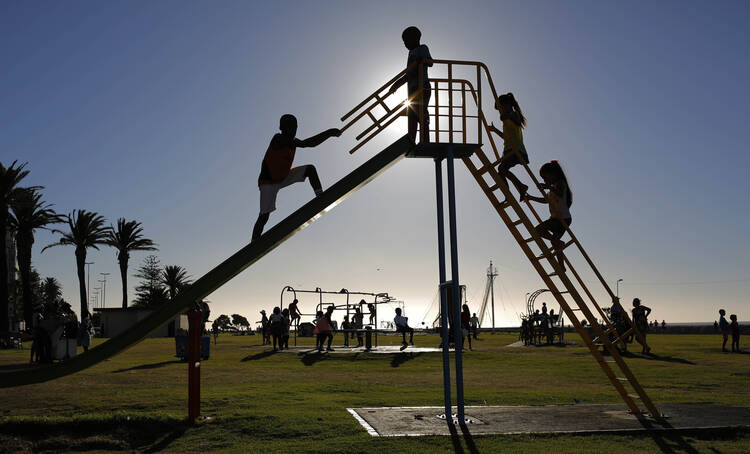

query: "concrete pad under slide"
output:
277 345 450 354
347 403 750 437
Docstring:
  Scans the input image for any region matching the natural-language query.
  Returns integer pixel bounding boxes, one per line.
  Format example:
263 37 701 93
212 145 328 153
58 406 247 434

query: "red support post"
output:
188 309 202 425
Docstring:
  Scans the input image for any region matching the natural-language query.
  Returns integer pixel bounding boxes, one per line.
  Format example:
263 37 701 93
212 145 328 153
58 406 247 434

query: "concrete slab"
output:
348 403 750 437
278 345 449 354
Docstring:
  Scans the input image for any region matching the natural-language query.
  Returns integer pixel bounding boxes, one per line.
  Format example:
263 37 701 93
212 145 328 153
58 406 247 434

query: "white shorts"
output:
259 166 307 214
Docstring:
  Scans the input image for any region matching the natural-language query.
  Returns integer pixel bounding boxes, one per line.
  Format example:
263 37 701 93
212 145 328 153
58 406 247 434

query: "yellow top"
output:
501 112 524 154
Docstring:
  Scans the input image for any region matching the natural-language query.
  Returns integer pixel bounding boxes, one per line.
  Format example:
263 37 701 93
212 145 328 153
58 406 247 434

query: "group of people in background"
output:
718 309 741 353
258 307 291 351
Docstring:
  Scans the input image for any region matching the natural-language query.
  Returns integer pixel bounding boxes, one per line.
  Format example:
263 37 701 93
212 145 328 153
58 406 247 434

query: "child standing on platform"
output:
730 314 741 352
367 302 377 326
523 161 573 271
389 26 432 143
488 93 529 201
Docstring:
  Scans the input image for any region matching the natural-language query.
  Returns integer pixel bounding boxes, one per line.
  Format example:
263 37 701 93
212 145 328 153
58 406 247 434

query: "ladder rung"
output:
562 239 575 250
536 253 551 260
511 219 524 226
488 183 500 191
553 290 570 295
548 272 559 277
523 237 536 243
605 360 616 363
627 394 642 399
616 377 629 381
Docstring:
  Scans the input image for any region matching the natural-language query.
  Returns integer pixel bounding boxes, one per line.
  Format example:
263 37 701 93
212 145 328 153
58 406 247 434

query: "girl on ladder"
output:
524 160 573 271
488 92 529 201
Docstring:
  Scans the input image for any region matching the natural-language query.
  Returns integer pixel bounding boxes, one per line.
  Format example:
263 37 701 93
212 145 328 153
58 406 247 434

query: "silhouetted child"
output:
524 161 572 271
313 310 329 352
394 307 414 350
324 305 335 351
289 298 301 326
252 114 341 240
259 310 270 345
488 93 529 201
461 304 472 350
730 314 740 352
281 308 291 349
269 307 284 351
719 309 730 352
367 302 376 326
470 313 479 339
631 298 652 354
389 26 432 143
353 307 364 347
341 315 351 347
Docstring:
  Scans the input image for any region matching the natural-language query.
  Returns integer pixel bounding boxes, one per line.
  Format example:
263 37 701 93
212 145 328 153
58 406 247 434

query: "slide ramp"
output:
0 134 412 388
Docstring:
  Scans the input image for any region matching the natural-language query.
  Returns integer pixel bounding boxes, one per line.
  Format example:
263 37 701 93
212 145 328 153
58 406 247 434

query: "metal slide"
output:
0 134 413 388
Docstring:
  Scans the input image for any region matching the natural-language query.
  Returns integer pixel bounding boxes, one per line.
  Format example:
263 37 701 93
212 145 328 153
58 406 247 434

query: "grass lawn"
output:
0 332 749 453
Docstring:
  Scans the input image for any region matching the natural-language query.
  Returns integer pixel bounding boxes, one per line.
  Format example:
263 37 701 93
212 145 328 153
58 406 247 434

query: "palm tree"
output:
43 210 109 319
161 265 192 301
106 218 157 309
161 265 191 336
0 160 30 331
10 188 63 328
39 276 62 317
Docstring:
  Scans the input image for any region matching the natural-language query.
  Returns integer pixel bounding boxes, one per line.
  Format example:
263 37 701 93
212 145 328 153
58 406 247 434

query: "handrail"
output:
337 59 644 345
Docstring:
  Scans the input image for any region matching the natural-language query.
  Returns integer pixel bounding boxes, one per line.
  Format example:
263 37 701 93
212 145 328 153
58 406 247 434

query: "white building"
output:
94 307 188 338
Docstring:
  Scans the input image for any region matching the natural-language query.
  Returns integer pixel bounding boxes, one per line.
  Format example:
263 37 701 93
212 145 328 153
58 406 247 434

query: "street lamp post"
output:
93 287 101 310
100 273 110 309
85 262 94 307
616 279 623 299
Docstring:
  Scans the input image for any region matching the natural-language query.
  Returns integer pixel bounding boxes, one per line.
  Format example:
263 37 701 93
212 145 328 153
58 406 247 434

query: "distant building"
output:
94 307 188 338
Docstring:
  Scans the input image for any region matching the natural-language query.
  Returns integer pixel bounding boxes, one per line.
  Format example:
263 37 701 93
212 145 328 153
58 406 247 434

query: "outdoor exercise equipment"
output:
522 289 565 345
279 286 402 347
0 58 660 423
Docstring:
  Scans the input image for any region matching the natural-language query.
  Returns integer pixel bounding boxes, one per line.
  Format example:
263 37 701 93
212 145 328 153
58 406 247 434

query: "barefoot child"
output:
389 26 432 143
488 93 529 201
523 161 572 271
394 307 414 350
252 114 341 240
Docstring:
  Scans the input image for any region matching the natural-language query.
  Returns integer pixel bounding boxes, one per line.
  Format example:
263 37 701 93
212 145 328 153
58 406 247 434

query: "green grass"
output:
0 333 749 453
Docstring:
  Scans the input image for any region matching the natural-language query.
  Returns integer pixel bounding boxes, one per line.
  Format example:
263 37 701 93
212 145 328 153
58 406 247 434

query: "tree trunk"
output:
0 210 9 332
118 250 128 309
75 246 88 318
16 231 33 330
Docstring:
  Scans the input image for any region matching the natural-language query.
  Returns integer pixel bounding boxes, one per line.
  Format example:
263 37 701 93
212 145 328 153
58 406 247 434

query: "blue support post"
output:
446 146 465 422
435 157 452 420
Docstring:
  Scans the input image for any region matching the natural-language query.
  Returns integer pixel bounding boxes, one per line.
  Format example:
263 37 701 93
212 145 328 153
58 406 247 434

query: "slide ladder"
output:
341 59 659 418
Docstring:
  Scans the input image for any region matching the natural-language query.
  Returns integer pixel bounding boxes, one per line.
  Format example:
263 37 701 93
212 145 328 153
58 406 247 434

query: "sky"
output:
2 0 749 328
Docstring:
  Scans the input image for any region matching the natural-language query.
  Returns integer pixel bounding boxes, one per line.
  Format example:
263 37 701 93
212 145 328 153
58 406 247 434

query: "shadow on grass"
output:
112 360 182 373
618 351 696 365
241 350 278 362
444 422 480 454
637 417 701 454
0 362 46 372
390 352 423 368
299 351 328 366
0 415 187 453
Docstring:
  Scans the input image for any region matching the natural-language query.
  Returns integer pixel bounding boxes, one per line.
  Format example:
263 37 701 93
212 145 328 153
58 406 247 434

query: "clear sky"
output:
3 0 749 327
